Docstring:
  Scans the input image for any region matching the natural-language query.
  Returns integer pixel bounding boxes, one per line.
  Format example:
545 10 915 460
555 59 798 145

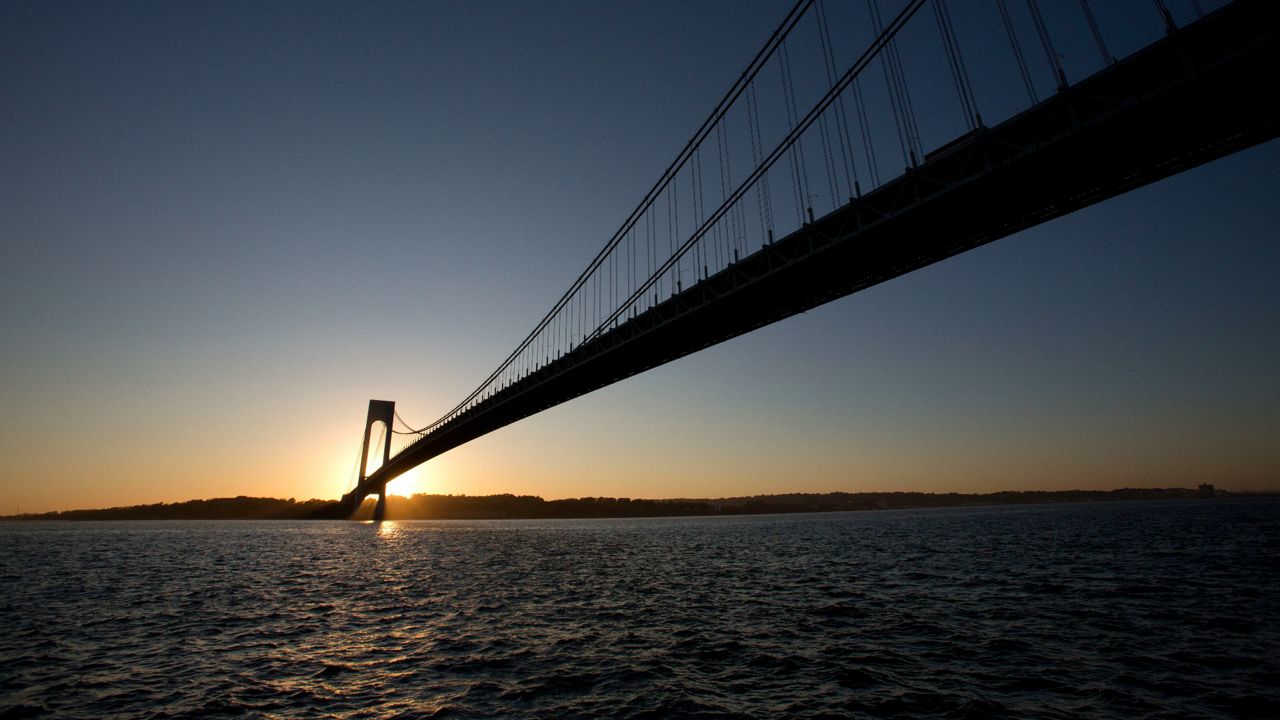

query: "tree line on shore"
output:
3 486 1231 521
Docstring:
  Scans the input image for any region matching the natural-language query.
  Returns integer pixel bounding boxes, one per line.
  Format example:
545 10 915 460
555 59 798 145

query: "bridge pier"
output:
373 482 388 522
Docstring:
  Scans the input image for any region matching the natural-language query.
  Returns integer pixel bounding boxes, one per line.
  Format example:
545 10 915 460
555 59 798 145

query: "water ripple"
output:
1 499 1278 718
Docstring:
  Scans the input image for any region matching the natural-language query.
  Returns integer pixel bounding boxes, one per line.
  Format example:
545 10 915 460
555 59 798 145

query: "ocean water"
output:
1 499 1277 719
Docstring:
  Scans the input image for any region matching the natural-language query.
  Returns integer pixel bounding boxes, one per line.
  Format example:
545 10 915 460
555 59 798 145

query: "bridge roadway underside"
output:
344 0 1278 514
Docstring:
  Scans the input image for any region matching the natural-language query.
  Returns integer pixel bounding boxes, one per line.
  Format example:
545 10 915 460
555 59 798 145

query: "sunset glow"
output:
385 467 431 499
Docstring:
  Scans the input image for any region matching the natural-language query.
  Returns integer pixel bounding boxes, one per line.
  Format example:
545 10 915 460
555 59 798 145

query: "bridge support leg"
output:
373 482 387 522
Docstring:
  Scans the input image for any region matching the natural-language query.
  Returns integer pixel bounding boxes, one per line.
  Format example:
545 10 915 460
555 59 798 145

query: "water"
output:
1 499 1277 719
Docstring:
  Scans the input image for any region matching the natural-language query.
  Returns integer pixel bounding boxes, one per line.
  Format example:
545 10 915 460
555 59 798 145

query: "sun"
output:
386 465 430 497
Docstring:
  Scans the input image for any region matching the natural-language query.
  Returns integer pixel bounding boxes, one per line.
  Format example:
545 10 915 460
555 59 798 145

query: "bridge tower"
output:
357 399 395 521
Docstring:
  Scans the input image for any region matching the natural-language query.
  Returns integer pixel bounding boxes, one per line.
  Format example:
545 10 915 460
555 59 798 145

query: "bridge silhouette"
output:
335 0 1278 520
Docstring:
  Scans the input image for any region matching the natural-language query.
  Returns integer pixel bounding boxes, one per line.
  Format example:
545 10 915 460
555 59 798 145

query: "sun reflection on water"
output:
376 520 404 539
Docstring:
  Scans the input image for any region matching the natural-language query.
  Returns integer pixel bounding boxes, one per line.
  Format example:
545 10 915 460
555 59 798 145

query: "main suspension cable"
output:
396 0 819 437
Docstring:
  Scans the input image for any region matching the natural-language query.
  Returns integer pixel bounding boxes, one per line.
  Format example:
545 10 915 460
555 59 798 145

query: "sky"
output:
2 0 1277 513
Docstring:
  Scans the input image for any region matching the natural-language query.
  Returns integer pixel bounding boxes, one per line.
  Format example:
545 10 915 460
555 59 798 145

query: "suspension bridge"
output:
332 0 1278 520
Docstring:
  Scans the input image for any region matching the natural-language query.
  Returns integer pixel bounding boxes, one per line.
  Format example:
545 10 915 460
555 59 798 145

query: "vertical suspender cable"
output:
932 0 979 129
347 439 361 491
693 149 704 276
1078 0 1113 66
747 82 767 247
670 181 680 292
717 122 726 265
817 110 839 210
1026 0 1068 89
719 121 742 262
850 3 880 188
624 225 629 317
1153 0 1178 34
853 73 878 189
748 81 776 243
997 0 1038 105
780 42 810 225
811 4 840 210
941 0 978 126
817 0 858 199
885 15 922 163
717 123 728 270
645 204 655 302
870 0 911 168
616 226 622 325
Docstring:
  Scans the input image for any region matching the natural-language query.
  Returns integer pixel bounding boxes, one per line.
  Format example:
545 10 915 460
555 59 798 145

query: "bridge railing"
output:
392 0 1224 450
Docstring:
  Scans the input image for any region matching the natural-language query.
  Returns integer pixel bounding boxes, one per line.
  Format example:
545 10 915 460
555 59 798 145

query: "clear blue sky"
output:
2 0 1277 512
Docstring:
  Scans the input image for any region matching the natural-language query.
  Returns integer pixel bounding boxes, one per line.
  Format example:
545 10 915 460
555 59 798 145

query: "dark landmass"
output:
3 485 1262 521
3 496 338 521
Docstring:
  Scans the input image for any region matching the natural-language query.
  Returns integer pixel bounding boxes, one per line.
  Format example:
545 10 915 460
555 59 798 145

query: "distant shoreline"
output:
5 486 1270 522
